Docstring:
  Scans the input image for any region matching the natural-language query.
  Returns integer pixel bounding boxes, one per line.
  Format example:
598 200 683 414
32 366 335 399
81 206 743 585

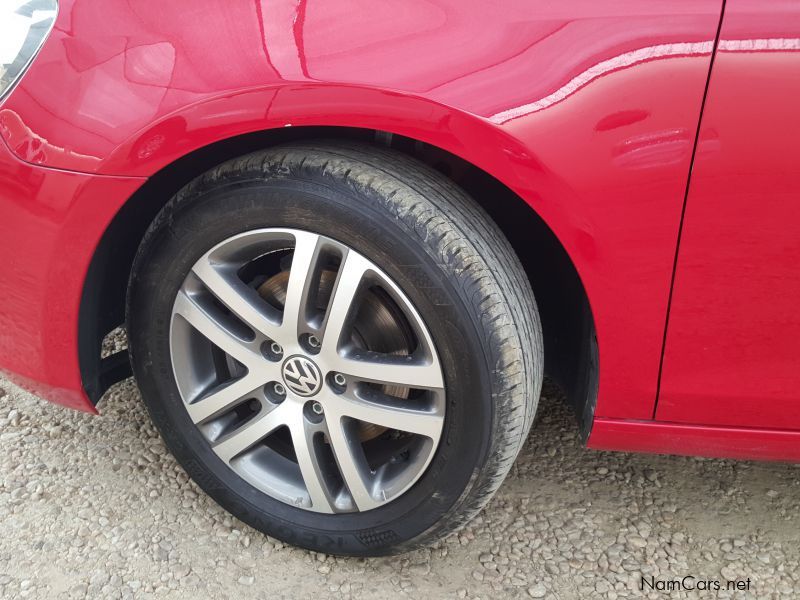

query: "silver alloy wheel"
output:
169 228 445 513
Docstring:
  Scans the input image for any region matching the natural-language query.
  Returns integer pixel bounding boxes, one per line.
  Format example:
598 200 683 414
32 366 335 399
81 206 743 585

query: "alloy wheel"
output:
169 228 446 514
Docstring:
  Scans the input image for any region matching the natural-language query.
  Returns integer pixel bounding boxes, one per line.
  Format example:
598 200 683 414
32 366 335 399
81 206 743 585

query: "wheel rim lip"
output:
168 227 446 514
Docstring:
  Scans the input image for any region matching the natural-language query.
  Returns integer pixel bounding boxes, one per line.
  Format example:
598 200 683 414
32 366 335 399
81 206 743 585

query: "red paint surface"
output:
589 418 800 463
657 0 800 429
0 0 724 425
0 136 143 412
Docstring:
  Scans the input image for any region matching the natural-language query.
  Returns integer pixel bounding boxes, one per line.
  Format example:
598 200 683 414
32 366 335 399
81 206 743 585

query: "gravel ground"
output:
1 373 799 600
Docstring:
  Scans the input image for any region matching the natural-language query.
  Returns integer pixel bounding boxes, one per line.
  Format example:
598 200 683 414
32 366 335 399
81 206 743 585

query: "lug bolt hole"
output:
301 333 322 355
328 372 347 393
261 340 284 362
304 400 324 423
266 381 287 403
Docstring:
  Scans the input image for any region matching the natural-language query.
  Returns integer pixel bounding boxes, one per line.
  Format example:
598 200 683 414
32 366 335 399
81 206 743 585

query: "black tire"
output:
127 141 543 555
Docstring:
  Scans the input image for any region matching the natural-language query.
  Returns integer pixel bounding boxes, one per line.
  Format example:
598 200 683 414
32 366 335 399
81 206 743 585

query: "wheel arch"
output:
79 124 598 437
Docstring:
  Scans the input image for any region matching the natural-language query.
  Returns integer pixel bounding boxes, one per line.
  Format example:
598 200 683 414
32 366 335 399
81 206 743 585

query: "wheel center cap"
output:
281 355 323 397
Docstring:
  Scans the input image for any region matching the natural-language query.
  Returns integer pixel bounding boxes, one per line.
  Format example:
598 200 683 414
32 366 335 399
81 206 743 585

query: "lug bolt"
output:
273 382 286 396
333 373 346 387
270 342 283 356
311 401 324 415
307 334 321 348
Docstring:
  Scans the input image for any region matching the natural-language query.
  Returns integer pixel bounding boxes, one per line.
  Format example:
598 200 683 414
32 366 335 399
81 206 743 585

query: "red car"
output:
1 0 798 555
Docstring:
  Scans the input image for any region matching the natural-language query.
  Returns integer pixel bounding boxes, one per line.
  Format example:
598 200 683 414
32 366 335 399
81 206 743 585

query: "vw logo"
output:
281 355 323 397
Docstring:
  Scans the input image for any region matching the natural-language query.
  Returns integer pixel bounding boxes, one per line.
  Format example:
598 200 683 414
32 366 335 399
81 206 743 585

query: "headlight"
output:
0 0 58 102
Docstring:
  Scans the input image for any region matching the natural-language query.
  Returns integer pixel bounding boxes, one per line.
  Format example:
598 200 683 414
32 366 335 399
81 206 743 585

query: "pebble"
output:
628 536 647 549
528 582 547 597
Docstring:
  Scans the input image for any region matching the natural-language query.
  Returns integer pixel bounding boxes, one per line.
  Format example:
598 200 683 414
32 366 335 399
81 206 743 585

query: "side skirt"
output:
588 418 800 463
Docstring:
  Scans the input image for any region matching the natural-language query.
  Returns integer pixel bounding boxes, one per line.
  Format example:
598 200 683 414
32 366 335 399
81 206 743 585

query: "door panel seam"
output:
652 0 728 419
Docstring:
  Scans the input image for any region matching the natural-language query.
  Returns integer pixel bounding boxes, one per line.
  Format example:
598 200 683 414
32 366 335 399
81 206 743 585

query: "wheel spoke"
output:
173 290 260 368
333 391 444 439
289 419 336 513
319 250 371 359
329 354 445 390
281 231 321 340
191 257 287 346
324 410 381 511
212 401 289 464
185 374 264 424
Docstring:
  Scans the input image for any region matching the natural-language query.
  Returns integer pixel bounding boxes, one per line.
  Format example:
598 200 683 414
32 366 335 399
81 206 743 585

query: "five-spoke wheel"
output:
170 229 445 513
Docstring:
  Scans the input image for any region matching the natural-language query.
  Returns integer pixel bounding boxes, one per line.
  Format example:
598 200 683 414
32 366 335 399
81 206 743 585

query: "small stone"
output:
528 582 547 598
628 536 647 549
173 565 191 579
238 576 254 586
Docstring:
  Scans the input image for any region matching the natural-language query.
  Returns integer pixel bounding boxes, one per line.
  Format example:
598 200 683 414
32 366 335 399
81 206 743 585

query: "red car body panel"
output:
1 0 798 461
588 418 800 463
0 0 722 423
0 136 143 412
657 0 800 430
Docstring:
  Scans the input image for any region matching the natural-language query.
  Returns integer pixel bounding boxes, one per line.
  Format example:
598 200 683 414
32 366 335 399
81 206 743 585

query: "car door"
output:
657 0 800 429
